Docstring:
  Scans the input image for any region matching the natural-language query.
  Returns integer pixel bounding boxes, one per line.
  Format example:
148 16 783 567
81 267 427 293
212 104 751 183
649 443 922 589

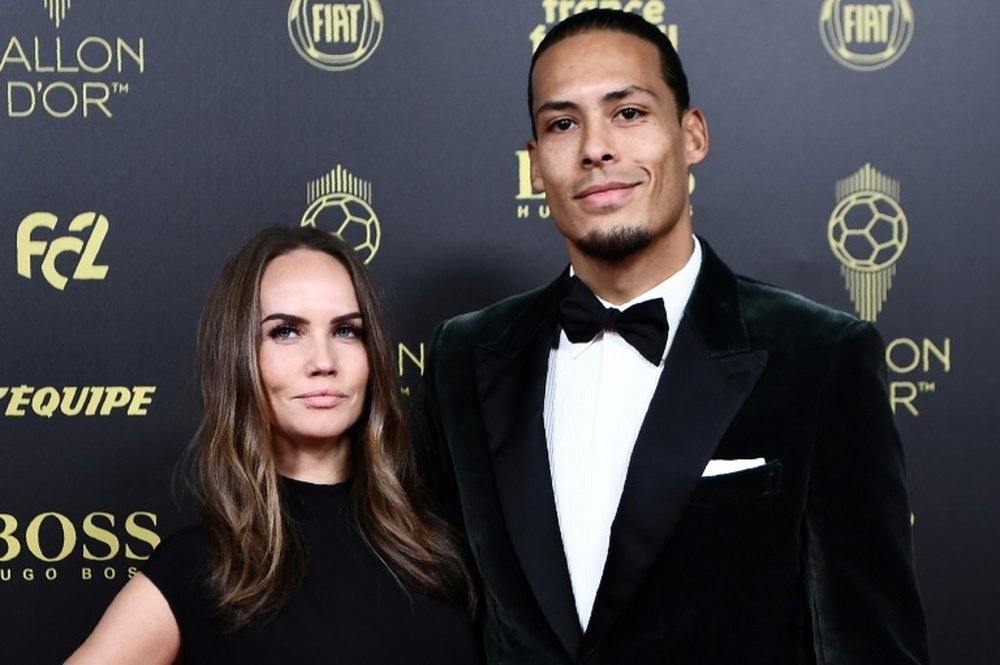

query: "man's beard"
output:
576 225 653 262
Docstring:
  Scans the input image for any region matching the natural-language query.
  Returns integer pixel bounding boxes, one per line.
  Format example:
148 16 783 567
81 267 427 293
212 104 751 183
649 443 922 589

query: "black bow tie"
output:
557 277 668 365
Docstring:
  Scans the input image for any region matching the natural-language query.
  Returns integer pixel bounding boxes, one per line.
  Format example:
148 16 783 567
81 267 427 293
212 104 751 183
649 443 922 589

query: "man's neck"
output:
569 233 695 306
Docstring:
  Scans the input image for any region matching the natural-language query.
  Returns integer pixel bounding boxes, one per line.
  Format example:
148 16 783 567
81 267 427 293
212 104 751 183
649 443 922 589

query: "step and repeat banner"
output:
2 1 997 662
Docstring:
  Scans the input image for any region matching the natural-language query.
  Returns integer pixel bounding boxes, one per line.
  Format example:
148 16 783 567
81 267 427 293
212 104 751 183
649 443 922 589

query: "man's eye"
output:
549 118 574 132
619 107 642 120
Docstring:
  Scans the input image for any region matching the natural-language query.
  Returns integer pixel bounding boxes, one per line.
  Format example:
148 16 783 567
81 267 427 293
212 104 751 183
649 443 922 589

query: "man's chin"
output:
575 226 653 262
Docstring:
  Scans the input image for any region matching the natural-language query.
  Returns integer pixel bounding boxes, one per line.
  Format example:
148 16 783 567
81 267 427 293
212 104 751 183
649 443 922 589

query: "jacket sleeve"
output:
805 320 929 664
416 320 465 530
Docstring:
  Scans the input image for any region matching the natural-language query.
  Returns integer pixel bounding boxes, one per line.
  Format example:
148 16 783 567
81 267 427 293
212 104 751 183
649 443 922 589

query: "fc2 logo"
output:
16 211 109 290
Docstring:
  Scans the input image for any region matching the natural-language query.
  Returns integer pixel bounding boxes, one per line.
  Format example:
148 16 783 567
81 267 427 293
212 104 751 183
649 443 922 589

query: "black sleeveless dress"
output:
143 477 483 664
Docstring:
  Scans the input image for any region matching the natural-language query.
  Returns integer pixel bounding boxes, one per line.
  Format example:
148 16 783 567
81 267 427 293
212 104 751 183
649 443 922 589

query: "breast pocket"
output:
688 459 782 506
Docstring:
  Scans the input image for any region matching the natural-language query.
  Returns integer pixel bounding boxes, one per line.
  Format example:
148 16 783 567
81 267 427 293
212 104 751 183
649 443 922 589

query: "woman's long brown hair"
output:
192 226 473 629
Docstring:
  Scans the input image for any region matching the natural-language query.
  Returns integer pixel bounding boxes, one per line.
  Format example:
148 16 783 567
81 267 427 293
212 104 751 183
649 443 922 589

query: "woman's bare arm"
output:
65 572 180 665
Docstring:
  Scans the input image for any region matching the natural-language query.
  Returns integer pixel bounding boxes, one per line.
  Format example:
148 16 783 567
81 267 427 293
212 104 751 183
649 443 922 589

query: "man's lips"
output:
573 181 638 207
295 390 347 408
574 182 636 199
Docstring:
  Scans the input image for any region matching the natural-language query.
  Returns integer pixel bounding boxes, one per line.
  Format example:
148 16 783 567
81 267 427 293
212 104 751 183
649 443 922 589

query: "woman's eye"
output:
334 324 363 340
268 324 299 340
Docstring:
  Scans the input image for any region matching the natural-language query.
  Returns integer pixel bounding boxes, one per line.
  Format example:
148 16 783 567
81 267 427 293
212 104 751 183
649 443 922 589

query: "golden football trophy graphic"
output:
828 163 908 322
301 165 381 264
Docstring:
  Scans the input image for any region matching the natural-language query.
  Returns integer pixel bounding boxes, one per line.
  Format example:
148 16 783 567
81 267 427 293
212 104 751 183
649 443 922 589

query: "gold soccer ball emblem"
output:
301 192 381 264
827 191 908 271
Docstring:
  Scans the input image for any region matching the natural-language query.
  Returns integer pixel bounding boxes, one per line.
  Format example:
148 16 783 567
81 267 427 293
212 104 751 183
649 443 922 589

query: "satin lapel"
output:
474 273 583 659
580 240 768 657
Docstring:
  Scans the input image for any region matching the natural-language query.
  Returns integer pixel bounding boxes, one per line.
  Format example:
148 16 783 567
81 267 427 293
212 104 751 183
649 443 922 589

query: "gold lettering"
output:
41 81 79 119
60 387 88 416
82 513 120 561
877 5 892 42
642 0 665 25
128 386 156 415
886 337 920 374
85 387 105 416
16 212 58 278
312 5 327 42
100 387 131 415
81 82 112 119
25 512 76 563
31 387 59 418
398 343 425 377
332 5 360 43
116 38 144 74
6 385 32 416
922 338 950 373
0 515 21 562
0 36 31 73
844 5 859 43
844 4 892 44
32 36 54 73
54 36 78 73
124 512 159 559
516 151 545 200
7 81 36 117
41 234 83 288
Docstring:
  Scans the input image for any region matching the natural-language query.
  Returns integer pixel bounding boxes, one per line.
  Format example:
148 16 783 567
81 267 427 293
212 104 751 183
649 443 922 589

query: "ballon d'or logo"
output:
827 163 908 322
819 0 914 71
288 0 384 71
302 165 381 264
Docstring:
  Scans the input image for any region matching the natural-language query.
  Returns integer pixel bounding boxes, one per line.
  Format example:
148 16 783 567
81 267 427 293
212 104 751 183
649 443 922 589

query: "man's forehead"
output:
531 30 663 101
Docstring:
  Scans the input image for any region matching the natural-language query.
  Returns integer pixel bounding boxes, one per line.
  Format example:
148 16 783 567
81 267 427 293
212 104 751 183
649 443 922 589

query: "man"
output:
424 9 927 664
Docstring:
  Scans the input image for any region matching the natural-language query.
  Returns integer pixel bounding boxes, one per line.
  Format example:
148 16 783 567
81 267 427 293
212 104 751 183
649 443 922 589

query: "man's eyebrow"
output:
533 99 580 119
604 85 658 102
534 85 659 118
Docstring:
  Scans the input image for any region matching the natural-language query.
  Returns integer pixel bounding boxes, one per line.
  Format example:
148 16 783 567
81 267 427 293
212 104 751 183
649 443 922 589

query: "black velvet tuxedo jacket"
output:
424 240 928 664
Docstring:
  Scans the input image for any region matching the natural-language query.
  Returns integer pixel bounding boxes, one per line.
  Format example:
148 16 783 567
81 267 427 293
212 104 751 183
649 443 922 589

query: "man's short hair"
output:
528 9 690 137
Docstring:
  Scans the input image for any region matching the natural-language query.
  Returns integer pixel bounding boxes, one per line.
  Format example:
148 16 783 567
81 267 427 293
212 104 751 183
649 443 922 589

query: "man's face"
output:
528 30 707 263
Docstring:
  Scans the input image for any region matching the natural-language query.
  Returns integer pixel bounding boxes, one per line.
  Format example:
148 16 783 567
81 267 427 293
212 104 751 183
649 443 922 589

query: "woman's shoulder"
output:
141 523 211 604
148 523 208 564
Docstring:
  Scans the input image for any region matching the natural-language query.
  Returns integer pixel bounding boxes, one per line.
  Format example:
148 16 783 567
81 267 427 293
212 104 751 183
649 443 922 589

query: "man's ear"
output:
527 139 545 192
682 108 709 166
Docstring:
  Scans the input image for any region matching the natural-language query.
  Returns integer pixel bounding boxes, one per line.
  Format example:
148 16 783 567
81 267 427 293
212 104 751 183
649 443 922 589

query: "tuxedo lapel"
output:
474 272 583 659
581 241 769 657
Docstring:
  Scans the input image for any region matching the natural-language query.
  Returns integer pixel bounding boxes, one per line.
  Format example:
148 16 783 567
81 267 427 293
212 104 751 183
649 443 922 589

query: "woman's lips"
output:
296 391 346 408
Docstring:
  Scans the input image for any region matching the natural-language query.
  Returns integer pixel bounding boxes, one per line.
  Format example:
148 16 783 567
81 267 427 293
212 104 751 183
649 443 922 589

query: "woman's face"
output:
257 249 369 456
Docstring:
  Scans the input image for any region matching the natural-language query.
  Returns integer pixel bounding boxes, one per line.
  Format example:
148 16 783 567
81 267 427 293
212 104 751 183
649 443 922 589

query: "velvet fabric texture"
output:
423 239 928 664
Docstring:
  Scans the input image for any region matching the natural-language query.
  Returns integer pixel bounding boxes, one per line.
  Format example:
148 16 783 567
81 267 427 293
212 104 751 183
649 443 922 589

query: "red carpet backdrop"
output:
1 1 996 662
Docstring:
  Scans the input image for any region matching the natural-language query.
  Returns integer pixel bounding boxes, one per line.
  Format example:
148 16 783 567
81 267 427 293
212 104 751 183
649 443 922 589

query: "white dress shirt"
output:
543 237 703 629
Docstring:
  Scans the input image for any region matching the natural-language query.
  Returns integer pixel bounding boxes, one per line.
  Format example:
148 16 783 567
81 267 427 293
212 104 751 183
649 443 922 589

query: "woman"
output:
68 227 481 664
